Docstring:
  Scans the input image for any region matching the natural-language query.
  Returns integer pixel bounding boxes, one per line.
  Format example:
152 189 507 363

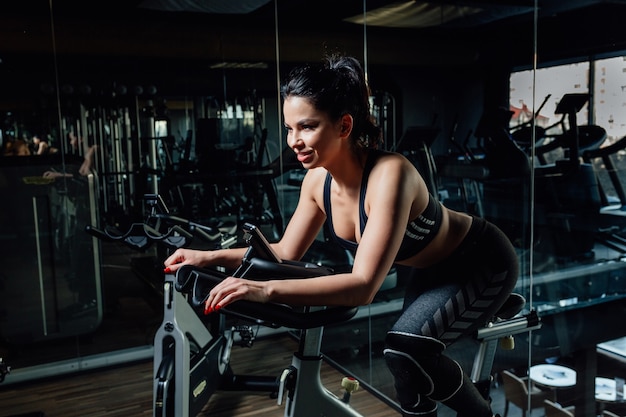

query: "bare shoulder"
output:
301 167 328 187
367 151 429 216
371 151 419 181
300 167 328 203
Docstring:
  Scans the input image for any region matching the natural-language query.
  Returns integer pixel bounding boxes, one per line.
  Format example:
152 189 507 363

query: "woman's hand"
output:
42 170 72 179
163 248 208 273
203 276 270 314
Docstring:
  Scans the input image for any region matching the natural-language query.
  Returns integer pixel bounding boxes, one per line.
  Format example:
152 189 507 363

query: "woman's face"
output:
283 96 343 169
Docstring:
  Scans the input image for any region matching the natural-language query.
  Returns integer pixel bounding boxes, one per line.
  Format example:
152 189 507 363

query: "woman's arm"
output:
163 246 250 272
204 156 421 310
268 155 418 305
164 168 327 273
36 141 49 155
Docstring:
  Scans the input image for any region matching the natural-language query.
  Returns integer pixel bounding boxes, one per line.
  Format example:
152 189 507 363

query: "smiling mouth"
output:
296 152 313 163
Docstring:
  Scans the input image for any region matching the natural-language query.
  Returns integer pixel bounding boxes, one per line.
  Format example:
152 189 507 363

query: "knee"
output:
384 331 463 402
385 331 446 358
383 331 446 395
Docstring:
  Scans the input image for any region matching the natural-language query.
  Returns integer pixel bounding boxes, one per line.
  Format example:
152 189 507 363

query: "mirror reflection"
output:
1 2 626 417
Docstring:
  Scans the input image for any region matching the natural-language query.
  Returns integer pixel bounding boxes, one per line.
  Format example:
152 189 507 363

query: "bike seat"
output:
495 292 526 320
175 265 358 330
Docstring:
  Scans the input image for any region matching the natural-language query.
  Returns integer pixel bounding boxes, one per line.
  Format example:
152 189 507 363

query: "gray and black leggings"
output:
384 216 519 417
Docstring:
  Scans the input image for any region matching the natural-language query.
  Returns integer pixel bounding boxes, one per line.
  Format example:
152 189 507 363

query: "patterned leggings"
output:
384 216 519 417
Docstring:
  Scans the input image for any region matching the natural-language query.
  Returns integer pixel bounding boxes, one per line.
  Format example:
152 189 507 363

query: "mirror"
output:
2 2 626 417
0 3 105 370
0 0 539 400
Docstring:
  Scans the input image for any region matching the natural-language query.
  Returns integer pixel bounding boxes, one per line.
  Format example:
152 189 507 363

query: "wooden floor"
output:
0 334 400 417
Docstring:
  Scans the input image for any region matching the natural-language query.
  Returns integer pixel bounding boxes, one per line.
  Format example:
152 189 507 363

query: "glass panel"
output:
311 4 541 417
511 26 626 417
0 2 550 417
0 3 105 371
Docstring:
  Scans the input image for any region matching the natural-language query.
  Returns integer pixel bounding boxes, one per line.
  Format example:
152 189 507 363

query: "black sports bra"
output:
323 151 442 262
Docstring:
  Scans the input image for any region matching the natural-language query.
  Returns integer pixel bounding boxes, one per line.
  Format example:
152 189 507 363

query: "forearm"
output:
208 247 249 270
164 245 249 272
265 273 373 307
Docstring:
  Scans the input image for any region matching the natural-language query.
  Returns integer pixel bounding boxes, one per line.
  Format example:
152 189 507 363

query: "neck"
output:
326 148 370 190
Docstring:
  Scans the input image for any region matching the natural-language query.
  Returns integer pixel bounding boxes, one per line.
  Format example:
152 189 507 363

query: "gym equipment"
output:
88 194 539 417
532 94 606 166
172 223 360 417
509 94 552 149
470 294 541 402
88 197 360 417
172 225 539 417
85 194 233 252
581 133 626 254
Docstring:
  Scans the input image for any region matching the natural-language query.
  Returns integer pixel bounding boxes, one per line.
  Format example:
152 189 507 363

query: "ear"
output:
339 114 353 139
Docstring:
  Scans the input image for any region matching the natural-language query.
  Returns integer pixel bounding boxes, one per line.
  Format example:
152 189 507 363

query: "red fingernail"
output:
204 305 213 315
163 267 171 273
215 304 222 311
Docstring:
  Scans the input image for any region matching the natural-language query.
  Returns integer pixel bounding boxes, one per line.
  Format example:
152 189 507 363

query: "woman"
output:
164 54 516 417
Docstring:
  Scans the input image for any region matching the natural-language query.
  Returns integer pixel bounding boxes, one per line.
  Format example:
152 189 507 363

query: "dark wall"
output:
2 1 626 156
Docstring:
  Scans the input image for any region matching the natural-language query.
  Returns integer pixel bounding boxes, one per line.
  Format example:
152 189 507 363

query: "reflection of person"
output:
42 145 98 179
67 130 85 155
163 54 517 417
41 143 99 318
2 136 31 156
32 134 49 155
32 133 58 155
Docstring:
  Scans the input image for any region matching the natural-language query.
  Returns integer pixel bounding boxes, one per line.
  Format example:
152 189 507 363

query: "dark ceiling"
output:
2 0 626 99
4 0 619 29
4 0 626 57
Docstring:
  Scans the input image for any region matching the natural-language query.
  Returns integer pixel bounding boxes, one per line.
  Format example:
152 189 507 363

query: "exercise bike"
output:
172 222 365 417
87 195 360 417
88 194 541 417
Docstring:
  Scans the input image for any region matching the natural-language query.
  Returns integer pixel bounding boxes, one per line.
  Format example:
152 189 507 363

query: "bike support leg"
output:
282 324 364 417
153 275 214 417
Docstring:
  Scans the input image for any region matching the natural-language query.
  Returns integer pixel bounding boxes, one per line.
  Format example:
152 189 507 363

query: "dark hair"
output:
281 54 382 150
